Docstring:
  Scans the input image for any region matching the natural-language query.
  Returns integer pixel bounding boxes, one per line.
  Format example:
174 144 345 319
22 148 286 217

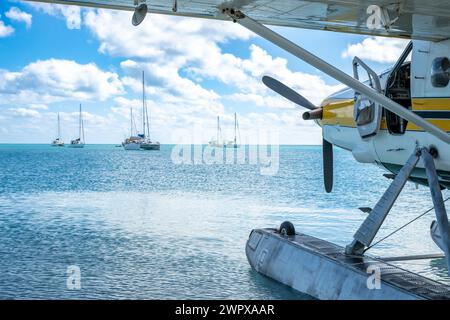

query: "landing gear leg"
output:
345 147 450 276
345 149 421 255
423 149 450 276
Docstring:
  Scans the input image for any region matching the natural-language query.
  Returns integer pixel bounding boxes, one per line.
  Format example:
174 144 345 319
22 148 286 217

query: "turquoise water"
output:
0 144 449 299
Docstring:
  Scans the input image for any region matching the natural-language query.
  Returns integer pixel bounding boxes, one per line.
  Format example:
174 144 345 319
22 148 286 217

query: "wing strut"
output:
223 9 450 145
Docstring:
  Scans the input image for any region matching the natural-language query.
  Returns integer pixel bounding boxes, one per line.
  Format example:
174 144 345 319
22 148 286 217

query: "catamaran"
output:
122 107 142 150
208 116 224 148
122 71 160 151
209 114 240 148
51 112 64 147
68 104 85 148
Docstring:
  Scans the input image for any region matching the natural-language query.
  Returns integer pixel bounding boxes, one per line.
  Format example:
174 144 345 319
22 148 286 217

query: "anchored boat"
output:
209 113 240 148
122 107 142 150
122 71 160 151
68 104 85 148
51 112 64 147
208 116 224 148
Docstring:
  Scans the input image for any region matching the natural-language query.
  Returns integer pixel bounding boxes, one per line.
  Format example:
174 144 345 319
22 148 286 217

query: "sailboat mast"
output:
82 118 85 144
217 116 219 144
130 108 133 136
81 105 85 144
144 74 150 140
79 104 82 140
57 112 61 139
234 112 237 144
142 70 145 138
145 99 150 139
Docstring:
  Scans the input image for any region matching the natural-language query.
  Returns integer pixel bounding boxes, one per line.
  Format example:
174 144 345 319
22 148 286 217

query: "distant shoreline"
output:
0 143 322 146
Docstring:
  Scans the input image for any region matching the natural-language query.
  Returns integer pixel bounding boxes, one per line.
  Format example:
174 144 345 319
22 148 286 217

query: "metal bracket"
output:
222 8 245 22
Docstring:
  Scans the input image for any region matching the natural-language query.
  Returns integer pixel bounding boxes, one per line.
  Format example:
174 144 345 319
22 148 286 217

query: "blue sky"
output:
0 0 408 144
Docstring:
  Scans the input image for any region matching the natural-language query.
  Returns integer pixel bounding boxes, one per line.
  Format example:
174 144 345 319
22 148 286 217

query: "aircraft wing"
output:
24 0 450 41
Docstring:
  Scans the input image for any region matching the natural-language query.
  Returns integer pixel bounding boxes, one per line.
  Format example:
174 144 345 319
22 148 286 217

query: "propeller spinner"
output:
262 75 333 193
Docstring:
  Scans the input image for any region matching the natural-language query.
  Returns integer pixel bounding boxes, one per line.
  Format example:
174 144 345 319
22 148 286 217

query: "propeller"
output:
262 75 333 193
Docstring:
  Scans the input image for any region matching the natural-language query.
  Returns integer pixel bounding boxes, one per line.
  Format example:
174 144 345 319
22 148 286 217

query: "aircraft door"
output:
352 57 383 138
411 41 430 99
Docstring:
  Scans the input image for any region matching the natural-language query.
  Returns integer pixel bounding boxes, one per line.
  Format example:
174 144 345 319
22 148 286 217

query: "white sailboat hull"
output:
123 142 141 150
51 138 64 147
140 142 160 150
209 141 224 148
68 144 85 148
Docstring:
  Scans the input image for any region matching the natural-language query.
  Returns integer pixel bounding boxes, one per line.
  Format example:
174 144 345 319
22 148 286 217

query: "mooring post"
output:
422 148 450 276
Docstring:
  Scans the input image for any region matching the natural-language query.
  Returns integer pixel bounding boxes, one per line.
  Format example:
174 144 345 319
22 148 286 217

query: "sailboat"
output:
208 116 224 148
68 104 85 148
51 112 64 147
139 71 160 151
122 107 142 150
226 112 240 148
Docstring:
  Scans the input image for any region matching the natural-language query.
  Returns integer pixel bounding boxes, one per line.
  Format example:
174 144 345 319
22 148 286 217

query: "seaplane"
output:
25 0 450 299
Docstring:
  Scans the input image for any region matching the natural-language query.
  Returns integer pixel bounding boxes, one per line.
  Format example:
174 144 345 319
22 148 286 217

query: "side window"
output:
431 57 450 87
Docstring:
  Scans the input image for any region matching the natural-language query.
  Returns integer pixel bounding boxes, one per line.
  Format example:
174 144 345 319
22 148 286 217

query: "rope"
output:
363 196 450 253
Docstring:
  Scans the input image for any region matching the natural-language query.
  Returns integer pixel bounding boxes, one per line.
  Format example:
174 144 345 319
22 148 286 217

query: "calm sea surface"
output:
0 144 449 299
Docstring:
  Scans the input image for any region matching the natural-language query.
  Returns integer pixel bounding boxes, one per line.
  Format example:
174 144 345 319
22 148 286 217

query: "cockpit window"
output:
431 57 450 88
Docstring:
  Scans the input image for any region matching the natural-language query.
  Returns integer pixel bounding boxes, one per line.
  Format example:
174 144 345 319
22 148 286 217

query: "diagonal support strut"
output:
345 149 421 255
422 149 450 276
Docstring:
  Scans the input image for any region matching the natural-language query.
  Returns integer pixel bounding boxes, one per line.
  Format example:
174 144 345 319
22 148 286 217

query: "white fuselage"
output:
320 39 450 188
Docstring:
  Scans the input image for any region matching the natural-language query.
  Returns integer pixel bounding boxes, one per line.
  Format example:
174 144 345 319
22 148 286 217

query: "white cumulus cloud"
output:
27 3 81 29
6 7 32 29
341 37 409 64
0 15 14 37
0 59 124 104
9 107 41 118
2 7 339 144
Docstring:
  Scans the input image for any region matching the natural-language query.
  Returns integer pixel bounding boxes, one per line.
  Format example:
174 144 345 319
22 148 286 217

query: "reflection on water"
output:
0 144 448 299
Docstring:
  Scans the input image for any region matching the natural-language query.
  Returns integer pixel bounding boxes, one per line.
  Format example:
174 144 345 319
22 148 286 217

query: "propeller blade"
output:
262 76 316 110
323 138 333 193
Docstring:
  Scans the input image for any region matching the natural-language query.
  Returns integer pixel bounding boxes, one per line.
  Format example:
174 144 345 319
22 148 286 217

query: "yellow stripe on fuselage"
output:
320 98 450 132
320 99 354 127
412 98 450 111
